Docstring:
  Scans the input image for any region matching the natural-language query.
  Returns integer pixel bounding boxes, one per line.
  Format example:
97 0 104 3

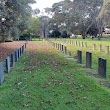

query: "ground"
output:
0 42 25 61
0 41 110 110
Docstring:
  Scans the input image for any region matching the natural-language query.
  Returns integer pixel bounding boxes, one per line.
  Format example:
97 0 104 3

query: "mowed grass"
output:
53 38 110 78
0 41 110 110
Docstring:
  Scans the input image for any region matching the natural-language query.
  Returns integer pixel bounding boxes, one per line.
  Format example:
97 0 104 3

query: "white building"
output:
104 28 110 34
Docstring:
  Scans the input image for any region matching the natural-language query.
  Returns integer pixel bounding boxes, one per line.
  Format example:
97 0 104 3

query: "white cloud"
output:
31 0 63 10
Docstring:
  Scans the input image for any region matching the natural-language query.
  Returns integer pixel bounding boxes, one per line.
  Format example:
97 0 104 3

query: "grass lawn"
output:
53 38 110 78
0 41 110 110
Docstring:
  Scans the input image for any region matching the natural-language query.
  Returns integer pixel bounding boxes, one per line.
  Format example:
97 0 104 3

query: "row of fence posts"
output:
62 40 87 48
61 39 110 55
46 39 67 54
0 43 27 85
47 39 107 78
77 50 106 78
54 43 67 54
92 44 109 55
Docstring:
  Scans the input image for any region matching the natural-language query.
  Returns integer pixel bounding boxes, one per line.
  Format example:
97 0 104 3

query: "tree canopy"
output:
48 0 103 38
27 17 40 36
0 0 36 41
41 0 105 38
1 0 110 40
98 0 110 28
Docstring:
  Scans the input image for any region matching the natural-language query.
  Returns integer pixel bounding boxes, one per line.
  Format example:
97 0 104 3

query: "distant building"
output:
104 28 110 34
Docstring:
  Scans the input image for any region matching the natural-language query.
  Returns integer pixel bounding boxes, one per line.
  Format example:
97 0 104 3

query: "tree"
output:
49 0 103 39
86 23 99 37
19 17 40 40
49 30 61 38
39 16 50 38
27 17 40 36
0 0 36 41
61 31 69 38
98 0 110 28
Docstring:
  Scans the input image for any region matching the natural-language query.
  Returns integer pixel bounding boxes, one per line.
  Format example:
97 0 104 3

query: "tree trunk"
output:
82 35 85 39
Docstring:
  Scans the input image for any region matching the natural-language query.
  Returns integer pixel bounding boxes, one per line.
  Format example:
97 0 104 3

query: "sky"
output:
31 0 63 11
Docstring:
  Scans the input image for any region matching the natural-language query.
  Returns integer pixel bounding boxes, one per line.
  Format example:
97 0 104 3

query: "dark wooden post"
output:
10 53 15 67
86 52 92 68
25 43 27 48
6 56 10 73
64 45 67 54
20 47 22 56
17 49 19 59
0 62 4 85
58 43 59 50
61 44 63 52
22 45 25 54
77 50 82 63
15 50 18 62
98 58 106 78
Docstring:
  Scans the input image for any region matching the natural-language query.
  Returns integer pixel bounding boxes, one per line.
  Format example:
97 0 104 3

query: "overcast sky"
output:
31 0 63 11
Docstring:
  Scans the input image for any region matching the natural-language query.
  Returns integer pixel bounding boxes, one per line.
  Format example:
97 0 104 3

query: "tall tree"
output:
49 0 103 39
98 0 110 28
27 17 40 36
0 0 36 41
39 16 50 38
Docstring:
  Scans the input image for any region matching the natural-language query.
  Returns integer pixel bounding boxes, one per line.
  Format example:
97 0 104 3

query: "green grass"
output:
53 38 110 78
70 34 110 40
0 41 110 110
